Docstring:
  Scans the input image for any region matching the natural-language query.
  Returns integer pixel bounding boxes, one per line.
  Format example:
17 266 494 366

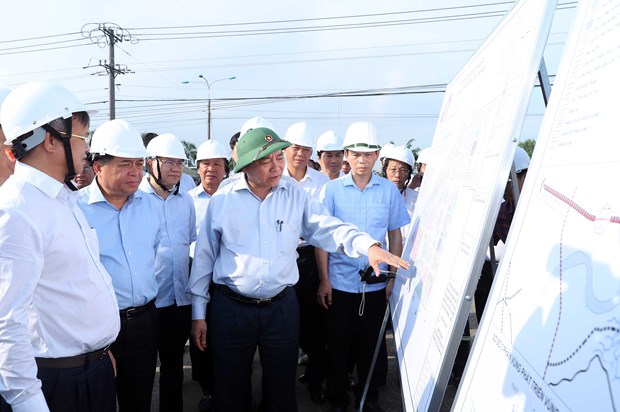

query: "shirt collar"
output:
86 176 142 206
342 172 380 188
14 161 64 199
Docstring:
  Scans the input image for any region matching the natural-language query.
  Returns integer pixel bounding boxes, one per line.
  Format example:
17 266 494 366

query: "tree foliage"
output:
518 138 536 158
181 140 197 167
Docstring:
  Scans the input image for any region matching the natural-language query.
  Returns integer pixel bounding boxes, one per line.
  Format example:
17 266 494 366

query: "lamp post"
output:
182 75 236 140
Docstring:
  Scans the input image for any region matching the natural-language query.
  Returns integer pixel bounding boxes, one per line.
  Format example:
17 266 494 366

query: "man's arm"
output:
315 248 332 310
0 209 49 411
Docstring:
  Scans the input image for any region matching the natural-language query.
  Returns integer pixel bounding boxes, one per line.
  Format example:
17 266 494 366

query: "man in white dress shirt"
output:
0 82 120 412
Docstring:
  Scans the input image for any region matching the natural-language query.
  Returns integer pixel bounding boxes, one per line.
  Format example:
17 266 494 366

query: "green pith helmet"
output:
234 127 291 172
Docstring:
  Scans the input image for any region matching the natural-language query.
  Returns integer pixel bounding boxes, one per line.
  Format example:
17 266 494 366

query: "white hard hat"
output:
146 133 187 160
196 139 230 162
385 145 414 168
90 119 149 159
416 147 431 165
1 82 89 156
379 143 395 161
316 130 343 152
343 121 380 152
240 116 275 137
514 146 530 173
284 121 315 149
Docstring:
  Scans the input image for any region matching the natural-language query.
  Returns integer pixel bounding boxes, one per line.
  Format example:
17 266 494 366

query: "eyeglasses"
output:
59 132 89 142
387 167 409 175
160 159 186 168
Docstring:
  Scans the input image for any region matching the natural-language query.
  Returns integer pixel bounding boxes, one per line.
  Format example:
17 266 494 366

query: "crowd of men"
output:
0 82 420 412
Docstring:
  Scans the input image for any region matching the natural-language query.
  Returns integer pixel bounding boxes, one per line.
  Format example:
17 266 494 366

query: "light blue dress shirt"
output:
140 177 197 308
78 180 162 310
188 175 379 320
188 185 211 258
320 173 410 293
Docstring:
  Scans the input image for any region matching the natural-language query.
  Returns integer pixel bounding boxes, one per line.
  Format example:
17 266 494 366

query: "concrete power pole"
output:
82 23 134 120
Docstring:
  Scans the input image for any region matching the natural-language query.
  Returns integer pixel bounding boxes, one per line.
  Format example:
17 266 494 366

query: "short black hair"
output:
141 132 158 148
229 132 241 150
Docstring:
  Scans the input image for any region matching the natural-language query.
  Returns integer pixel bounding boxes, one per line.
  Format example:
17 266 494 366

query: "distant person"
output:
79 119 162 412
317 122 409 412
475 146 530 321
0 82 120 412
188 127 409 412
408 147 431 190
187 139 231 411
141 133 197 412
141 131 196 192
283 121 330 404
316 131 344 180
0 86 15 187
341 157 351 175
75 161 95 189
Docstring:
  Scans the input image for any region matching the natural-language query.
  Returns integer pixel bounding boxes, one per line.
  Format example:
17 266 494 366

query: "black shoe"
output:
328 407 347 412
198 394 213 412
298 372 308 383
308 382 326 404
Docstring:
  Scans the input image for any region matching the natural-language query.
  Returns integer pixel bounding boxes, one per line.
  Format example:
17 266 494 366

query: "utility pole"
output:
82 23 134 120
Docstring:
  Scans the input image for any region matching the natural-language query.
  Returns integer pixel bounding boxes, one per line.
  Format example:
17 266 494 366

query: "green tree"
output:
181 140 197 167
518 138 536 158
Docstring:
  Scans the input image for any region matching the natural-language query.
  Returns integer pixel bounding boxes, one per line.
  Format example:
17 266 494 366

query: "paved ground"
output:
150 326 464 411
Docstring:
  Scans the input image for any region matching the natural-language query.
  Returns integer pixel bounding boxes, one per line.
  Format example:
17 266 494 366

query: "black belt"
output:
119 300 155 319
216 284 292 305
35 345 110 369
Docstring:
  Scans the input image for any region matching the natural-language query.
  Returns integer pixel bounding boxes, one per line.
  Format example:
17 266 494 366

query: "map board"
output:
390 0 557 410
453 0 620 410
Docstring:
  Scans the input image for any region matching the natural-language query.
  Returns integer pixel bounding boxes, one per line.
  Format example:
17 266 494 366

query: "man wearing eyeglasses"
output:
78 119 162 412
0 83 120 412
188 127 409 412
140 134 197 412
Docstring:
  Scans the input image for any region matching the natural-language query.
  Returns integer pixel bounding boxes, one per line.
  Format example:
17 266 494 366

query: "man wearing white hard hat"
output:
0 82 120 412
0 85 15 187
188 127 409 411
141 131 196 192
408 147 431 190
317 121 409 412
187 139 230 410
140 134 197 412
77 118 162 412
316 130 345 180
282 121 330 403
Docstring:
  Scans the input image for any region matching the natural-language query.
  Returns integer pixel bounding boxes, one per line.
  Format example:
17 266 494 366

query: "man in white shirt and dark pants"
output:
0 82 120 412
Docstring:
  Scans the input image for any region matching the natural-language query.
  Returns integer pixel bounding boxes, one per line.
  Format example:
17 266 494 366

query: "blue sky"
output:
0 0 577 151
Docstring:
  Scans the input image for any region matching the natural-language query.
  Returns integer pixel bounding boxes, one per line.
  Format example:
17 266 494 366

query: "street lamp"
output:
182 75 236 140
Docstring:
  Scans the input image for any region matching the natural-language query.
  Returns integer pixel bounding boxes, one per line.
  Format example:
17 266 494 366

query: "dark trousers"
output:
326 288 386 408
157 304 192 412
294 245 328 386
0 354 116 412
210 286 299 412
475 260 495 323
113 302 159 412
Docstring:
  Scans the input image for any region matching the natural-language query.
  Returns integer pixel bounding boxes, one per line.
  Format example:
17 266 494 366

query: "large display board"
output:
390 0 557 410
453 0 620 410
